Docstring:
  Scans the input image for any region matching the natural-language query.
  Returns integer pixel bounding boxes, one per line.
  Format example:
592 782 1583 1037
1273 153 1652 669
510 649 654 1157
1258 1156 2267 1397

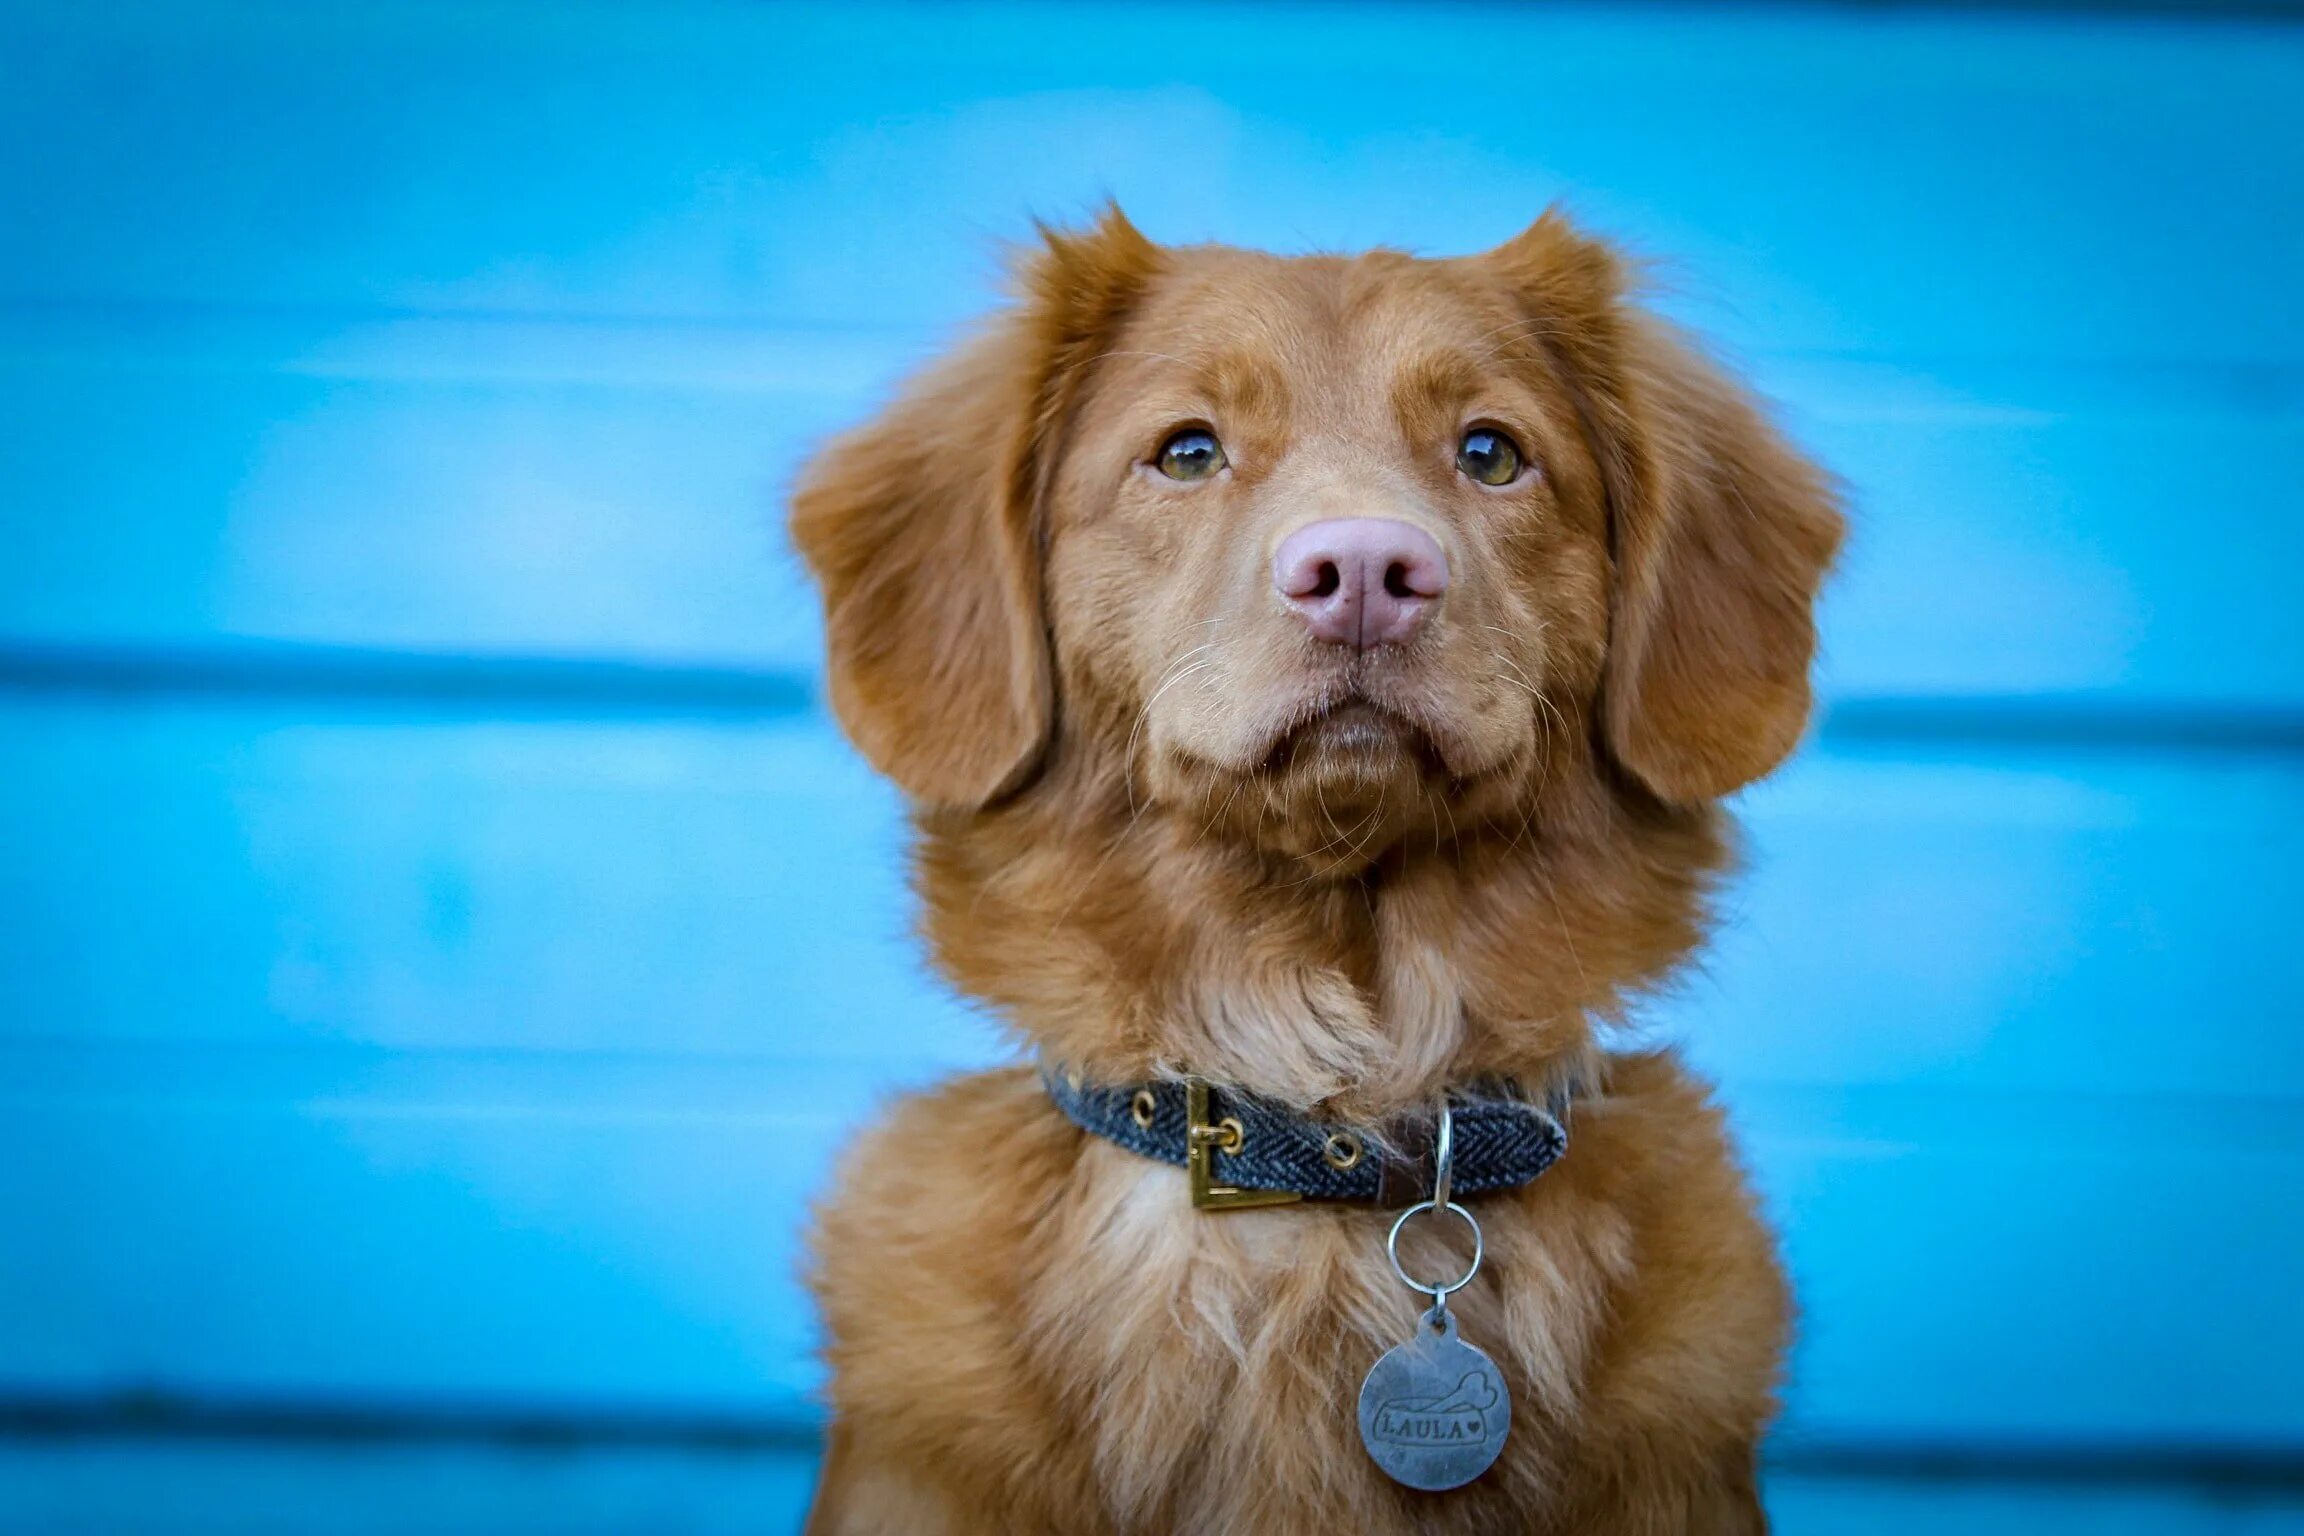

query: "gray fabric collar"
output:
1043 1071 1571 1208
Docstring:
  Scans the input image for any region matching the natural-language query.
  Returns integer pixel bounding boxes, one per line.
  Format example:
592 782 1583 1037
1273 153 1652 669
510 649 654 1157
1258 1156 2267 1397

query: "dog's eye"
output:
1155 428 1228 482
1456 428 1523 487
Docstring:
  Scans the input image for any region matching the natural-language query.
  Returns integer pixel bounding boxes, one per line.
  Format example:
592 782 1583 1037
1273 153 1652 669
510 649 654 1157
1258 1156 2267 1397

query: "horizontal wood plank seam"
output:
6 639 2303 752
3 1394 2302 1490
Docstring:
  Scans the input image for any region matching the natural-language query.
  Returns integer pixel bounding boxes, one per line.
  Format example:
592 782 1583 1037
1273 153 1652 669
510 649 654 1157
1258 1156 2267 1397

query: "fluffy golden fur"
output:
792 207 1843 1534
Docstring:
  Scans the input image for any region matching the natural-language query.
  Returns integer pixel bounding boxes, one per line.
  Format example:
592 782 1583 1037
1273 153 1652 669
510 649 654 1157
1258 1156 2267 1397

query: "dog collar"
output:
1042 1071 1571 1212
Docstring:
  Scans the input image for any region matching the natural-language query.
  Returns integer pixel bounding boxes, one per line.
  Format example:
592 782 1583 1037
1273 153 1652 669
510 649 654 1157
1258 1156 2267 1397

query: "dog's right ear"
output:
791 208 1161 809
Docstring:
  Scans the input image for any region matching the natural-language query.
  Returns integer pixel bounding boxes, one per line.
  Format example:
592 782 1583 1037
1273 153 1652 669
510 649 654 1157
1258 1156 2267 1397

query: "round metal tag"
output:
1356 1306 1511 1491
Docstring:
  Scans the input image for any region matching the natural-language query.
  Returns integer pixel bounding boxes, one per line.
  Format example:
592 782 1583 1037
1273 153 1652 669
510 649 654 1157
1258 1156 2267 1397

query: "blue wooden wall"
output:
3 2 2302 1529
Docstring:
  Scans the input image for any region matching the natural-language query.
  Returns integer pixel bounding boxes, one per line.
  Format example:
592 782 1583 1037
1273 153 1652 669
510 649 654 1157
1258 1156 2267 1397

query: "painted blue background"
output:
2 2 2301 1529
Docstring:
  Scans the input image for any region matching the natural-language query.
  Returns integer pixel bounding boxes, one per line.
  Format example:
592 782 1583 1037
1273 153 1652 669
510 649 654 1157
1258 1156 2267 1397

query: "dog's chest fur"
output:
1025 1144 1618 1533
809 1056 1786 1536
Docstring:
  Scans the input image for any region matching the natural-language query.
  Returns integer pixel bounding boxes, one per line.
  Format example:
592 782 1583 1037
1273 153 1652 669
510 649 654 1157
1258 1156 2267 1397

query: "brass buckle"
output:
1187 1080 1302 1212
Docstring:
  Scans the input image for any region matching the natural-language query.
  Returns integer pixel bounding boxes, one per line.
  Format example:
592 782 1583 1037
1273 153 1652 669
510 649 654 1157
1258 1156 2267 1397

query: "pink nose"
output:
1272 518 1449 649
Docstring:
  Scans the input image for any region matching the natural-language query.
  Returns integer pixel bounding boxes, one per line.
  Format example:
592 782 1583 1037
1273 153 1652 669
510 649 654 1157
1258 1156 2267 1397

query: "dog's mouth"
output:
1156 671 1535 865
1261 695 1447 780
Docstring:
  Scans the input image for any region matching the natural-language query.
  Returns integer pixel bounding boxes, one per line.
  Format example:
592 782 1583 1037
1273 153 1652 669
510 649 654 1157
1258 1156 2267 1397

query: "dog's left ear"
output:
1486 213 1846 803
790 207 1162 809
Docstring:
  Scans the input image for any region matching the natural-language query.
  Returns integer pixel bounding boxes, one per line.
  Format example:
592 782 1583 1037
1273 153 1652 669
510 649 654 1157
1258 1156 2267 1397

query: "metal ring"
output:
1385 1199 1483 1299
1431 1102 1455 1210
1217 1115 1246 1153
1322 1130 1364 1171
1129 1089 1156 1130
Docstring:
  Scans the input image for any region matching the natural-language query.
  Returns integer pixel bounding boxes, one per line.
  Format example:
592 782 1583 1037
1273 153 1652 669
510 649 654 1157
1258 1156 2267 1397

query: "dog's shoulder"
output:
824 1065 1072 1198
1574 1048 1770 1191
1576 1047 1789 1325
805 1066 1096 1516
1530 1049 1791 1506
809 1065 1079 1304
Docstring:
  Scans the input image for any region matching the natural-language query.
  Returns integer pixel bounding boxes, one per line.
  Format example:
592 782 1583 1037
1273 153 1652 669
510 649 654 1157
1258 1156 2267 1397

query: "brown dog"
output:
791 207 1842 1535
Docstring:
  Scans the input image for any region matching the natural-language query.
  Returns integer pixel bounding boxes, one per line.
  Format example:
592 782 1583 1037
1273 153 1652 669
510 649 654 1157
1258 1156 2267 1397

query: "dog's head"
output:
793 209 1840 872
